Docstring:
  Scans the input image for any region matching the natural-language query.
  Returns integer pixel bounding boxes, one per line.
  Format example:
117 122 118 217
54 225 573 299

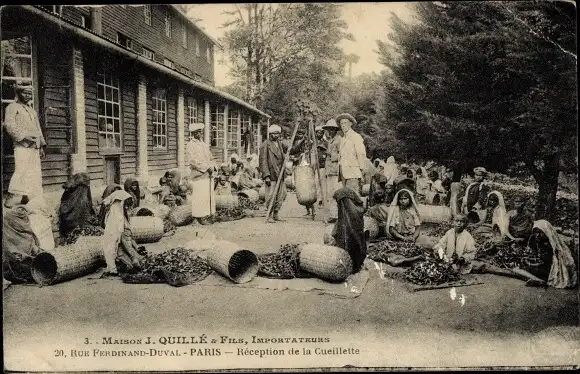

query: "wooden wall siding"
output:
84 49 138 184
85 5 215 84
2 25 72 191
61 5 90 26
147 82 178 174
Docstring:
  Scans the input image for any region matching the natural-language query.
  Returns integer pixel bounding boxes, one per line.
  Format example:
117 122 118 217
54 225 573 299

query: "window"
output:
163 58 174 69
97 72 122 151
2 34 34 155
152 88 167 149
142 47 155 60
144 5 151 25
227 110 240 149
187 97 204 130
206 45 212 63
210 104 225 147
116 33 133 50
195 35 200 56
80 15 87 27
165 9 172 38
182 22 188 48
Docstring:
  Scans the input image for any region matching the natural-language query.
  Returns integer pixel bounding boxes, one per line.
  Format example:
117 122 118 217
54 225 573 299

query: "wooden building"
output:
1 5 269 205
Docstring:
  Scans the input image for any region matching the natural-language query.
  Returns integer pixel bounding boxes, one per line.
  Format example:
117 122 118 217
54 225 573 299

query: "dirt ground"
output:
3 192 579 371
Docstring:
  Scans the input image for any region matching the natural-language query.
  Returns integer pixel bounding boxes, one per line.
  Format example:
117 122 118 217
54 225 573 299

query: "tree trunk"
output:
532 153 561 221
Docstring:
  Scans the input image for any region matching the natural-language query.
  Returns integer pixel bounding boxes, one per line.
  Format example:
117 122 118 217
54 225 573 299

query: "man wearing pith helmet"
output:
186 122 217 225
336 113 367 195
259 124 305 222
323 118 342 223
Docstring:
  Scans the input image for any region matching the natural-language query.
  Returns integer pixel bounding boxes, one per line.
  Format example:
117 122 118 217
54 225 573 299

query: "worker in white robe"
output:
186 122 216 225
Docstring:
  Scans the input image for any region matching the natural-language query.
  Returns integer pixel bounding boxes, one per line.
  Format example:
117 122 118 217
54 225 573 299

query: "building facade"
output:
1 4 269 204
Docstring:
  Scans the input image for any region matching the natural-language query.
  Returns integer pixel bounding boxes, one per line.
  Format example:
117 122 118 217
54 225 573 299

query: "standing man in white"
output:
336 113 366 195
186 122 217 225
323 118 342 223
3 82 46 207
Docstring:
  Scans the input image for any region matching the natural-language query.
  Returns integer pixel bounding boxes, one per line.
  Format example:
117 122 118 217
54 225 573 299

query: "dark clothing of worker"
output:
59 173 97 236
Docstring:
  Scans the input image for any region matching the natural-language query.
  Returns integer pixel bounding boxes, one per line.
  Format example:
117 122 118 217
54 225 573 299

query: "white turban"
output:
189 122 204 132
268 124 282 133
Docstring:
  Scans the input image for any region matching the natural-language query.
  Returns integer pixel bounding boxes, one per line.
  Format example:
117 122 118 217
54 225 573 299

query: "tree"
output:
375 1 577 219
345 53 360 80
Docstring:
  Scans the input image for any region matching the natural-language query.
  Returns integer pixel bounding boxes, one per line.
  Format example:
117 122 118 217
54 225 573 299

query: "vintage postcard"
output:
2 2 578 372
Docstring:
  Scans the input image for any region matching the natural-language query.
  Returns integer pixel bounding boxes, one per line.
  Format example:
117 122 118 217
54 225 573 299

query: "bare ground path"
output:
3 193 579 371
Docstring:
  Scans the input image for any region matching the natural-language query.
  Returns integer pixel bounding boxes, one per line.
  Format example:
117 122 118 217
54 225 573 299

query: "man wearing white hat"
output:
322 118 342 223
186 122 217 224
336 113 367 195
259 124 305 222
3 82 46 207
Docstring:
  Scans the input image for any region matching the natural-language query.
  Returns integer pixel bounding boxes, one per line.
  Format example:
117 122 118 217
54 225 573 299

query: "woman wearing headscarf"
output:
330 187 367 273
99 187 143 276
164 169 186 205
415 167 430 200
471 190 513 242
59 173 97 236
383 156 399 186
386 189 422 243
123 177 144 211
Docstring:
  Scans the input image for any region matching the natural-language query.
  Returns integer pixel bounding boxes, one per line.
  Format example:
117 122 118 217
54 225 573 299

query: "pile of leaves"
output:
477 241 546 270
258 244 301 279
404 255 461 285
422 222 453 239
122 247 212 286
367 240 424 263
215 205 245 220
238 196 260 211
59 225 104 246
163 218 175 233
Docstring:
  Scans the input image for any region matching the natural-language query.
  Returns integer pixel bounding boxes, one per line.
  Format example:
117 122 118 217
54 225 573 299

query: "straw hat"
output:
335 113 357 126
189 122 204 132
322 119 339 129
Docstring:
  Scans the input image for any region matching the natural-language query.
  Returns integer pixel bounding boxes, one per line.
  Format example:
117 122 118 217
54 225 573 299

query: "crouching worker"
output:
433 214 476 274
100 187 144 276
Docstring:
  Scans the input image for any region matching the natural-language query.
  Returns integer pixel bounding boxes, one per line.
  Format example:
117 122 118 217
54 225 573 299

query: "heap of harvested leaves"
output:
480 241 546 270
422 222 453 238
59 225 104 246
404 256 461 285
239 196 260 210
122 247 212 285
215 205 245 220
258 244 301 279
367 240 424 263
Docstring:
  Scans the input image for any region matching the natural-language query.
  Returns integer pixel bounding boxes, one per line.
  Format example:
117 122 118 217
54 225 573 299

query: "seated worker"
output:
164 170 186 205
395 169 416 194
124 177 144 211
237 166 257 190
59 172 98 236
415 167 430 199
461 166 492 214
433 214 477 274
158 177 177 207
228 153 240 175
368 164 388 208
507 195 534 243
386 189 422 243
215 174 233 196
425 170 446 205
471 190 511 242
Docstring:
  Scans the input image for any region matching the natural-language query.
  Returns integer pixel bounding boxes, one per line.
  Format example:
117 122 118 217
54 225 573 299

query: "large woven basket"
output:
323 224 335 245
299 243 353 282
168 205 194 226
417 204 452 224
215 194 239 210
361 184 370 197
364 216 380 240
258 185 267 201
129 216 164 243
131 206 155 217
294 165 317 206
468 209 487 224
253 179 264 187
238 189 259 203
204 240 259 283
285 176 295 190
31 236 104 286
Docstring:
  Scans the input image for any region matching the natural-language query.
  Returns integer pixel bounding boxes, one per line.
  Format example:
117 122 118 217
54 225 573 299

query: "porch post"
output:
70 46 87 174
177 87 185 171
204 99 210 144
136 75 149 183
223 104 229 163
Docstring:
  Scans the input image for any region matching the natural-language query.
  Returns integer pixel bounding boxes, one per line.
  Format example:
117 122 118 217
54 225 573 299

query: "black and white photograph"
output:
1 2 578 371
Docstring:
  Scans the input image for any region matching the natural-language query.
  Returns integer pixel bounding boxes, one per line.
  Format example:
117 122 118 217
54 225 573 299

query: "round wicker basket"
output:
131 206 155 217
31 236 104 286
237 189 259 203
129 216 164 243
361 184 370 197
299 243 353 282
417 204 453 224
294 165 317 206
204 240 259 283
253 179 264 187
364 216 380 240
168 205 195 226
215 195 239 210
